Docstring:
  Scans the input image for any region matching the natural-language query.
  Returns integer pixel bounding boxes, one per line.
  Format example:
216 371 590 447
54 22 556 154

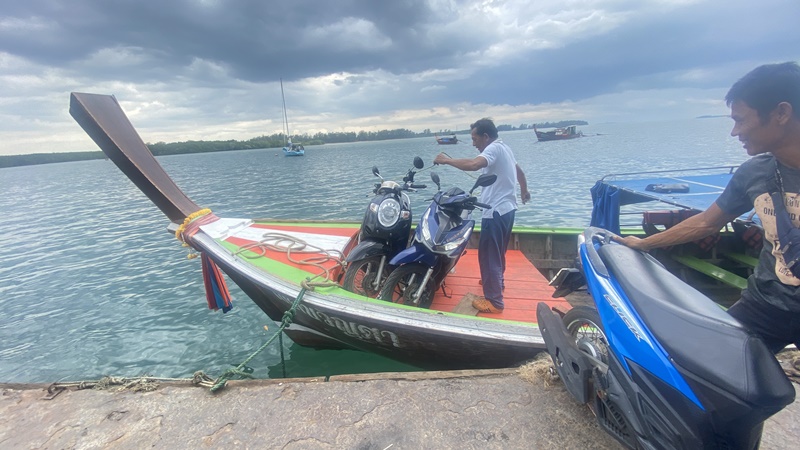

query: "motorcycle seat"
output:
597 243 794 408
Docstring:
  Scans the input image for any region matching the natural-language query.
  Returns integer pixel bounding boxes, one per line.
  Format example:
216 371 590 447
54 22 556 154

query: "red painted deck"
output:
429 249 568 322
226 222 567 324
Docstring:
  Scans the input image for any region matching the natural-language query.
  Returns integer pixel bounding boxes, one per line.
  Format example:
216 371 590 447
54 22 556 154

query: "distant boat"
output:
280 79 304 156
435 133 458 145
534 125 583 142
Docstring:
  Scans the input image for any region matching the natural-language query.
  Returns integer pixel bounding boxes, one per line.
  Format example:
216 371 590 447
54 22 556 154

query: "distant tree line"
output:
0 120 588 168
0 151 105 168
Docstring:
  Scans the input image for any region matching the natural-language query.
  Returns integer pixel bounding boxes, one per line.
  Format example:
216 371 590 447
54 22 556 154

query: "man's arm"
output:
516 163 531 204
433 152 487 171
615 203 738 251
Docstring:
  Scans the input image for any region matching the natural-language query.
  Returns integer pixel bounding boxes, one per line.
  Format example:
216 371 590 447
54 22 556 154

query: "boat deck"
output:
209 220 564 323
428 249 567 322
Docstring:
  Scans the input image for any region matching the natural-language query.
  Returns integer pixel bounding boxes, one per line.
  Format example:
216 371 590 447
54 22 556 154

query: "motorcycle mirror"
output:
372 166 382 179
470 173 497 194
413 156 424 169
430 171 441 190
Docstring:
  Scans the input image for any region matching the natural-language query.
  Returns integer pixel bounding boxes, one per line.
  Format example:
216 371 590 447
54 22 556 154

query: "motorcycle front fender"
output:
345 240 390 262
388 242 436 267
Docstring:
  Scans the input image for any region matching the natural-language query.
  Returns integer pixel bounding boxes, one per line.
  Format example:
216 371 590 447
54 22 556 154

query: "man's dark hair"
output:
725 61 800 121
470 118 498 139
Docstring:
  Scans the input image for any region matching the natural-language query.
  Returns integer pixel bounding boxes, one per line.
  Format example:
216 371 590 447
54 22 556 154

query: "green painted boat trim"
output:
246 219 645 236
671 254 748 290
216 239 537 326
251 220 361 230
722 252 759 268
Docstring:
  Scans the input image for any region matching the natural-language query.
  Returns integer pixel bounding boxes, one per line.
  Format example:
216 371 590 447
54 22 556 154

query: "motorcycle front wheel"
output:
379 264 435 308
342 256 387 298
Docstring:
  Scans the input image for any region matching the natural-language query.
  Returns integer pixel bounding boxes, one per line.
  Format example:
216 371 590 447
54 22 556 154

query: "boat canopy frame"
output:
589 165 758 234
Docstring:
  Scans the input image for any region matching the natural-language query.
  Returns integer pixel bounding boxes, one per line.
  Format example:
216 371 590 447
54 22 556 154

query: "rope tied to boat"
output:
175 208 216 258
209 284 310 393
235 232 346 286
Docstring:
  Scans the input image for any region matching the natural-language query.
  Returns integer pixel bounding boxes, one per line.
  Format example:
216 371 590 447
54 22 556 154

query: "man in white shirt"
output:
433 118 530 313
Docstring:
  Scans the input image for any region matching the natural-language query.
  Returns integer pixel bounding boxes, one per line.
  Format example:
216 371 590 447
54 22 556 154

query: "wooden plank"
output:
451 293 481 316
671 255 747 290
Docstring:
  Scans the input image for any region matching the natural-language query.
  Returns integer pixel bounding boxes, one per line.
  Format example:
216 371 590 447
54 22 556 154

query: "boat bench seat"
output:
721 252 759 269
670 254 747 290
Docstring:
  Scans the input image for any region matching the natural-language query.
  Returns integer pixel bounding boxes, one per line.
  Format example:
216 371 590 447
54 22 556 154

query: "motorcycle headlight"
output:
437 225 471 253
377 198 401 227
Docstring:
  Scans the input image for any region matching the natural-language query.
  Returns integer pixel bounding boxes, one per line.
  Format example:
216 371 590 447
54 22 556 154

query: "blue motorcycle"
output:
539 227 795 449
378 171 496 308
342 157 426 297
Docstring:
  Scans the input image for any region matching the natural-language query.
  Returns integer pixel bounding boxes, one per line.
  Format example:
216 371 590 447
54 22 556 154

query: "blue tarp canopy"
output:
590 168 757 234
609 173 732 211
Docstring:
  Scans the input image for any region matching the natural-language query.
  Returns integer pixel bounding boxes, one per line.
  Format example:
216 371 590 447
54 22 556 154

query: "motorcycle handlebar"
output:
474 202 491 209
410 184 427 189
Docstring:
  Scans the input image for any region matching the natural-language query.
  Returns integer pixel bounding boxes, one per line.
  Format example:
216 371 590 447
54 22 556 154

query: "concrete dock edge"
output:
1 369 798 449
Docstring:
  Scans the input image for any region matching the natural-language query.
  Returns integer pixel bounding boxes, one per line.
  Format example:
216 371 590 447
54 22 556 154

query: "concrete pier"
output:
1 368 798 449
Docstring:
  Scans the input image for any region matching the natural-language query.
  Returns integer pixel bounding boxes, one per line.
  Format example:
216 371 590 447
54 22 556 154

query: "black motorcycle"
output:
342 157 426 297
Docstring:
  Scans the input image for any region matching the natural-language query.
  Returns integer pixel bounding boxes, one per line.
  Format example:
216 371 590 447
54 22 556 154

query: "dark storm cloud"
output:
1 1 453 82
0 0 798 154
429 0 800 106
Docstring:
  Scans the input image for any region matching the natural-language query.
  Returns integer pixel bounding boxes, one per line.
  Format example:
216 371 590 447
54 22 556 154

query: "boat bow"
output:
69 93 201 223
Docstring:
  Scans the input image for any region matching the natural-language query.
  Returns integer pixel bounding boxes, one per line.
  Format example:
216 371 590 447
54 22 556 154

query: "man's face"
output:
470 129 490 152
730 100 782 156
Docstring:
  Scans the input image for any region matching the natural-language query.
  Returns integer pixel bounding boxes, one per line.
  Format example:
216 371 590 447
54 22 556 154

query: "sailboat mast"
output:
280 78 289 146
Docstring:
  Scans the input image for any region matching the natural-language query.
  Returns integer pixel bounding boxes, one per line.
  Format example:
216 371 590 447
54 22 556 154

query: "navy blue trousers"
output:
479 210 515 309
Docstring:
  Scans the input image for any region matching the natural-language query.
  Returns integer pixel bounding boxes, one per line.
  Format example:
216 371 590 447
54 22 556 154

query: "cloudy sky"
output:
0 0 798 156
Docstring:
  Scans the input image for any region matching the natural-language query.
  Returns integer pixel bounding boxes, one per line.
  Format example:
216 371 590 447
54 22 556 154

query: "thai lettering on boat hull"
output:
297 304 404 348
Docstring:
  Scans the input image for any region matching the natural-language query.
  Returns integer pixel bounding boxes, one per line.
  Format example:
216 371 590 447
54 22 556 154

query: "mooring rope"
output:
209 284 312 392
45 232 348 396
201 232 352 391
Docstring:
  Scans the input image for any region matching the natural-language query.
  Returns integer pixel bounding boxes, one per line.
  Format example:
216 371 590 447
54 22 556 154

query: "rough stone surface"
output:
1 369 798 449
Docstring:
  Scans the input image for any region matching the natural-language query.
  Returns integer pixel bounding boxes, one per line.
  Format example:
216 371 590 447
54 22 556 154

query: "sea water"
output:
0 118 748 382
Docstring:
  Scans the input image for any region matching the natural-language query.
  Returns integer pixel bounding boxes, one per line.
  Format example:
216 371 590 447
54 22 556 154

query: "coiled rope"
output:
234 231 345 288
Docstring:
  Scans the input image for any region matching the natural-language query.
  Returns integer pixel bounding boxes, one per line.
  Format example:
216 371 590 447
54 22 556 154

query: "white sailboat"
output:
280 79 304 156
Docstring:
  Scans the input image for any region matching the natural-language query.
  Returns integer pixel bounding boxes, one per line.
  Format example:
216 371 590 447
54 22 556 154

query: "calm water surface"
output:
0 118 748 382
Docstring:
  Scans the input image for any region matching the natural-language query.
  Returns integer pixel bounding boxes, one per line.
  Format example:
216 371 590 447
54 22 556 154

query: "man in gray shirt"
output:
617 62 800 353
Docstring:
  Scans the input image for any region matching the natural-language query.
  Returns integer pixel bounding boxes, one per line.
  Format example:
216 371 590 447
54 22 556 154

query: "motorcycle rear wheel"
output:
379 264 435 308
562 305 609 366
342 256 387 298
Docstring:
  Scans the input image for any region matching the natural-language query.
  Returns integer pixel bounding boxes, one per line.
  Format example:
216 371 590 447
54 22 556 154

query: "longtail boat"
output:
69 92 759 370
435 133 458 145
534 124 583 141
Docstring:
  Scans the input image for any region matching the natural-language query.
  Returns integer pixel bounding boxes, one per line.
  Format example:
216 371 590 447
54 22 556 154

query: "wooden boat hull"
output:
187 226 547 369
534 125 583 142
